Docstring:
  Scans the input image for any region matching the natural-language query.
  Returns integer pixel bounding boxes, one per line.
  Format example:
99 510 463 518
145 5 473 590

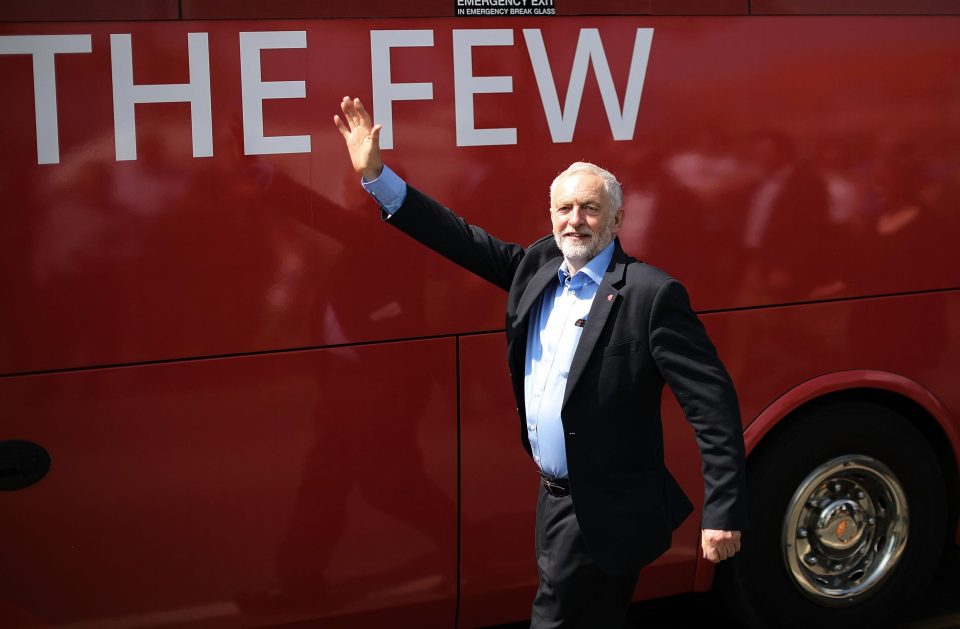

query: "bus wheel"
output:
720 401 946 629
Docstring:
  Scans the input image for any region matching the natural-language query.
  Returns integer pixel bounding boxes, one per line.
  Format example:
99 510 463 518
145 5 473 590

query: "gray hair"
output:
549 162 623 214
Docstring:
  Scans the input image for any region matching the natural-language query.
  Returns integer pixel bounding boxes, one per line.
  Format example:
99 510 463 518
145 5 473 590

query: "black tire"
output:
718 401 947 629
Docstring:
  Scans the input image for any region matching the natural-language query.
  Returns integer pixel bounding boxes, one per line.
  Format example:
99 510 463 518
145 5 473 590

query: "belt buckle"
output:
541 475 569 497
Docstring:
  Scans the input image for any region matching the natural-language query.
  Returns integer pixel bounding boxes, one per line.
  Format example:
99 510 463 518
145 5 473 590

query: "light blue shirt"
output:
524 243 614 478
362 165 407 214
363 165 615 479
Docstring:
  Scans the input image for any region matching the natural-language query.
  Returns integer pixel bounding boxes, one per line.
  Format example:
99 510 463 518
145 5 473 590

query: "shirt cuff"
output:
362 164 407 215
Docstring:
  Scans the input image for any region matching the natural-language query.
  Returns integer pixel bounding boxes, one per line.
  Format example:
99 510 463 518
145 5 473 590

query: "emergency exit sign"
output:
455 0 556 16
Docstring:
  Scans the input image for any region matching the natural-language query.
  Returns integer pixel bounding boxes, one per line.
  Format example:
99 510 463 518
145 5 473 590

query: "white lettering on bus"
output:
453 29 517 147
0 34 92 164
524 28 653 142
1 27 653 163
110 32 213 161
370 29 436 150
239 31 311 155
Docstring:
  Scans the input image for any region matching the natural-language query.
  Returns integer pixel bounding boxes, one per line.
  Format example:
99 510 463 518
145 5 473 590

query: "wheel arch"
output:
695 370 960 592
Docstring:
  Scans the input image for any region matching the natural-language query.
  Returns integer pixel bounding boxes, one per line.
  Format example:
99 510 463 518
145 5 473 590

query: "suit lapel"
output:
515 257 562 326
508 254 563 379
562 240 628 409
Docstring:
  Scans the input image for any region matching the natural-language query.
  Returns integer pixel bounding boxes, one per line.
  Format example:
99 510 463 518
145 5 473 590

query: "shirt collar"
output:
558 240 616 286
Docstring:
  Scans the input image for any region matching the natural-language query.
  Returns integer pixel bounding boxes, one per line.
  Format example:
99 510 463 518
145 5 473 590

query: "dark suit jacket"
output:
386 186 747 573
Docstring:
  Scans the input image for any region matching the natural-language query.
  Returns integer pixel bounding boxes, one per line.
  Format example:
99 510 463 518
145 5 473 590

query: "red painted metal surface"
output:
651 0 748 14
0 338 457 627
0 0 178 22
19 0 955 22
743 368 959 457
1 17 958 375
458 332 539 627
751 0 960 14
180 0 747 20
182 0 454 20
1 13 959 629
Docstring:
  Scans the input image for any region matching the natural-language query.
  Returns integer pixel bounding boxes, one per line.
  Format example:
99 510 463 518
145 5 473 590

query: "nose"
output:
568 206 585 226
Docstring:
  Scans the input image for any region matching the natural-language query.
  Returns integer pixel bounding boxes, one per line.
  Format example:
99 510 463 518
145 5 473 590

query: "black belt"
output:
540 474 571 497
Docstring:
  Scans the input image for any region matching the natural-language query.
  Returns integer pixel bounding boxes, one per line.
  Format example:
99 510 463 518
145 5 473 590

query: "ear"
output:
611 208 625 235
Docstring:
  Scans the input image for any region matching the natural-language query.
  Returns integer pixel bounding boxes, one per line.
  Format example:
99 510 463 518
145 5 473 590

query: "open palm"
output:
334 96 383 181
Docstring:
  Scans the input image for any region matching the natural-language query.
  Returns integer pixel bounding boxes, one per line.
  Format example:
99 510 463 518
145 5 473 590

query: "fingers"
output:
355 98 372 125
333 115 350 139
701 529 742 563
339 96 371 126
702 542 727 562
337 96 375 135
334 116 380 145
339 96 356 128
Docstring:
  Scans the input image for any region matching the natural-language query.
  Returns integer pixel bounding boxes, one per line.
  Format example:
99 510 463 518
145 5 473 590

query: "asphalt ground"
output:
489 543 960 629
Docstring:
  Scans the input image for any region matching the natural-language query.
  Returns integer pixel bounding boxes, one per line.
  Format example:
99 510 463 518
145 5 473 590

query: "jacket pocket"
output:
603 338 645 357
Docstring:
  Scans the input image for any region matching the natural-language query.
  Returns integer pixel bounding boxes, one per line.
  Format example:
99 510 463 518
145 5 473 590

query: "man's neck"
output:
563 257 588 276
561 239 617 278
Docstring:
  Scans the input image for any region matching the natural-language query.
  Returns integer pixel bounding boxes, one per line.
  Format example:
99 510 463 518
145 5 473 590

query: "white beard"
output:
554 225 613 266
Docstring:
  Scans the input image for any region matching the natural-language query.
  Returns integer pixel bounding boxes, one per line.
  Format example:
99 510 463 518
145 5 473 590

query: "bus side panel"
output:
0 338 457 628
0 0 178 22
2 18 959 375
458 332 538 628
703 290 960 438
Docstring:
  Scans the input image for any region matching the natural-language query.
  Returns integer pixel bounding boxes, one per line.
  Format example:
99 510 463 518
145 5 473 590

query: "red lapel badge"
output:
607 294 613 301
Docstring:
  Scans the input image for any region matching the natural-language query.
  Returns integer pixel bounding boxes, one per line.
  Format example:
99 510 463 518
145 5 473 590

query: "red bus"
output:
1 1 958 627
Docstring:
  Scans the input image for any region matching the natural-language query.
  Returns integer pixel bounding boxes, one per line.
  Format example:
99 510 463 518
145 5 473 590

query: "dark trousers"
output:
530 485 641 629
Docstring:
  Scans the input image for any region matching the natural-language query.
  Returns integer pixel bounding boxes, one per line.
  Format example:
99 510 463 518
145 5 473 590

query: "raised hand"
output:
334 96 383 181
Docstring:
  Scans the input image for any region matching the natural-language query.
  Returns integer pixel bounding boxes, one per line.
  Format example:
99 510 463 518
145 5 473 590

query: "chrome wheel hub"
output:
782 455 908 605
815 498 864 550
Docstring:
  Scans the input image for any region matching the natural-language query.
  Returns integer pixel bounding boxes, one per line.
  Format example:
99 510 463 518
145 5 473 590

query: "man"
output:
334 96 746 628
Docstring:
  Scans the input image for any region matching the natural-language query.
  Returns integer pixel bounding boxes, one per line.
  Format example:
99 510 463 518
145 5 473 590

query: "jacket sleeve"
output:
382 185 525 292
648 279 747 531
